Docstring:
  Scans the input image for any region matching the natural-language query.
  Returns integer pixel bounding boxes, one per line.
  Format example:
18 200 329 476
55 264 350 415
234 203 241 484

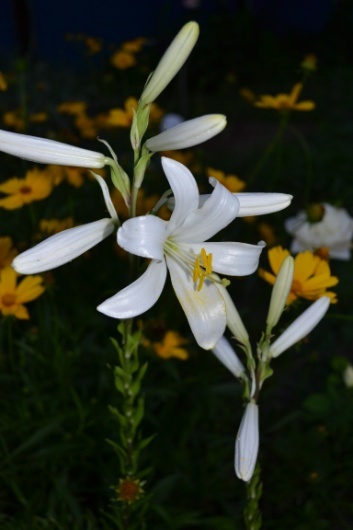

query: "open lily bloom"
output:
12 174 118 274
98 158 265 349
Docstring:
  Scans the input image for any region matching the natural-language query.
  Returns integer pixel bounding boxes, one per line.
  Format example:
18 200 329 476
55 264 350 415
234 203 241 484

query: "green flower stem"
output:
243 464 263 530
288 125 314 206
249 112 289 186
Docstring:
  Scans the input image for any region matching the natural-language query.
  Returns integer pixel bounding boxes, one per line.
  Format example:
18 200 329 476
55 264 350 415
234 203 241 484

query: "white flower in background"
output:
212 336 245 378
160 113 184 131
98 157 265 349
12 174 118 274
269 296 330 358
285 203 353 260
146 114 226 152
235 402 259 481
343 364 353 388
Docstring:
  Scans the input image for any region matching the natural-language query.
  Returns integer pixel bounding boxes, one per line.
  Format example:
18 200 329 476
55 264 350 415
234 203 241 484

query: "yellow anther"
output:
192 248 213 291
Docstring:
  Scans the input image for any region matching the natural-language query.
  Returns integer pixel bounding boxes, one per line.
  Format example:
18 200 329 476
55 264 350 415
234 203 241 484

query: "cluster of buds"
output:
212 256 330 481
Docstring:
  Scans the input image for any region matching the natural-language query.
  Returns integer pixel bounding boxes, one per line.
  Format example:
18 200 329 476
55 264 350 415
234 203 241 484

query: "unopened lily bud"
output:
218 285 250 347
266 255 294 329
269 296 330 358
212 336 245 378
140 21 199 104
235 402 259 482
145 114 226 152
0 129 107 168
12 219 115 274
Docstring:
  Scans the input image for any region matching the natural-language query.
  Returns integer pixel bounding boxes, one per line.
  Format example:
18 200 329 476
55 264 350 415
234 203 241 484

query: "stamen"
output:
193 247 213 291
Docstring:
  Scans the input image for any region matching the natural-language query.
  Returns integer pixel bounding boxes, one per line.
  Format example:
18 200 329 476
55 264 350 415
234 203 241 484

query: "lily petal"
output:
212 336 245 378
189 241 266 275
97 259 167 318
162 157 199 234
117 215 167 260
12 218 115 274
173 178 239 242
0 129 107 168
166 255 226 349
197 192 292 216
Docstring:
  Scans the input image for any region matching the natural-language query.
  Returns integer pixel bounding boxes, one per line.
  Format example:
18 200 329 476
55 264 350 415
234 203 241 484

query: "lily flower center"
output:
163 240 214 292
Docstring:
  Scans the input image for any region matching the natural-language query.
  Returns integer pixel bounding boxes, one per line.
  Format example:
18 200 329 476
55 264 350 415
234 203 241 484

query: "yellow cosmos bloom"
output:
0 266 45 319
121 37 146 53
0 168 54 209
206 167 246 193
105 97 138 127
48 165 87 188
39 217 75 235
259 246 338 304
255 83 315 112
152 330 189 360
0 72 8 91
58 101 87 115
0 237 18 269
111 49 136 69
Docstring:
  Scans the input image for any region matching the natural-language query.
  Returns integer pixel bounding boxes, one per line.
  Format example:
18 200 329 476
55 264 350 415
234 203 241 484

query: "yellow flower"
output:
3 111 25 131
58 101 87 115
206 167 246 192
259 246 338 304
84 36 102 54
29 112 48 123
0 168 54 209
0 266 45 319
39 217 74 235
121 37 146 53
152 330 189 360
0 72 8 91
105 97 138 127
255 83 315 112
239 87 256 104
116 477 144 504
301 54 317 72
0 237 18 269
48 165 87 188
111 49 136 69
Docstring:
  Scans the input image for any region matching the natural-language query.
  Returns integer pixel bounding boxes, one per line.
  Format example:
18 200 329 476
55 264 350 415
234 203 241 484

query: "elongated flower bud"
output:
217 285 250 346
12 219 115 274
145 114 226 151
0 129 107 168
140 21 199 104
235 402 259 482
212 336 245 378
266 255 294 329
269 296 330 357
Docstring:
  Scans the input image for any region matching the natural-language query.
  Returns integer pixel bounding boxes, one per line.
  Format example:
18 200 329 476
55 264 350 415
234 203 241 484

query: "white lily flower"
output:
212 336 245 378
235 402 259 482
141 21 199 104
198 192 293 216
12 174 118 274
0 129 108 168
285 202 353 260
97 157 265 349
269 296 330 358
266 255 294 329
145 115 226 152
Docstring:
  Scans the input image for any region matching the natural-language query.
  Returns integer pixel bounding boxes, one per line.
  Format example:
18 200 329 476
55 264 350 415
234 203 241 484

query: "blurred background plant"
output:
0 1 353 528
